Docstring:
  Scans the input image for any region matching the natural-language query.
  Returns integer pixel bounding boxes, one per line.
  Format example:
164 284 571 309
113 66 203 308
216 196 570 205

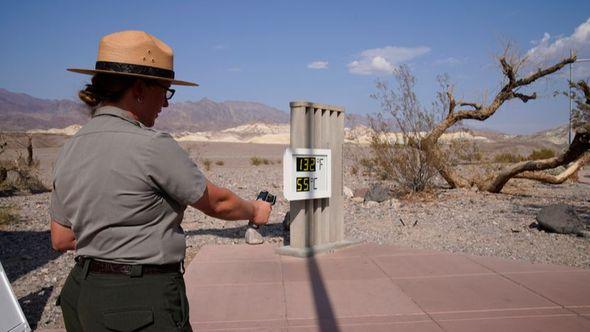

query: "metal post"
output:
277 101 357 257
569 50 573 145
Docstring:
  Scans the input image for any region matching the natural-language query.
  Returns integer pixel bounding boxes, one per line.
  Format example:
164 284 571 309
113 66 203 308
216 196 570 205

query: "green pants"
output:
58 262 192 331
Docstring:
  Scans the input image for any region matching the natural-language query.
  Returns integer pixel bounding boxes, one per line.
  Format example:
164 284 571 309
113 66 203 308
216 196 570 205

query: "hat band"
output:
95 61 175 79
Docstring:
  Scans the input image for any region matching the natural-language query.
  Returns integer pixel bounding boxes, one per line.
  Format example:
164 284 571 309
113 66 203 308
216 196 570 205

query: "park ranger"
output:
50 30 272 331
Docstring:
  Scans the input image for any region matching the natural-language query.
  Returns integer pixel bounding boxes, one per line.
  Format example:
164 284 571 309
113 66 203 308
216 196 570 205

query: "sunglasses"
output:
150 81 175 100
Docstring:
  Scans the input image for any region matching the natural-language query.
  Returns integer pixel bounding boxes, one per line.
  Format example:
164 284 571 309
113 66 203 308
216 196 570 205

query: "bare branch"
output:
447 90 456 116
459 102 482 110
516 53 576 87
514 92 537 103
500 57 516 85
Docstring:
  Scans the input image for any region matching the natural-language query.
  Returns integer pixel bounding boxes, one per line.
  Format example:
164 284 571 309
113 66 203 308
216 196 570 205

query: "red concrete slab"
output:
373 253 493 278
429 307 573 321
281 255 387 282
287 320 443 332
185 243 590 331
395 274 557 312
185 260 282 285
191 243 280 262
502 271 590 307
284 278 425 320
567 305 590 316
436 314 590 332
465 254 582 273
186 282 285 323
324 242 440 258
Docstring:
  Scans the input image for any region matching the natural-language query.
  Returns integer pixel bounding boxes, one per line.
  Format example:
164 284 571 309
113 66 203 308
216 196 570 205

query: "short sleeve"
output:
143 132 206 206
49 181 72 227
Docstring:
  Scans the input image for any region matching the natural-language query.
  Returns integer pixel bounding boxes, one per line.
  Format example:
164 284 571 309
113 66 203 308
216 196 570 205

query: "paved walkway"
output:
185 243 590 332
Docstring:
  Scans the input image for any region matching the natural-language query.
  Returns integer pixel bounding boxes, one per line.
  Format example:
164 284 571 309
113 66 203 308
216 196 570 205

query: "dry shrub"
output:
202 159 212 171
368 66 452 192
0 204 19 227
250 157 271 166
493 152 525 163
527 148 555 160
215 160 224 166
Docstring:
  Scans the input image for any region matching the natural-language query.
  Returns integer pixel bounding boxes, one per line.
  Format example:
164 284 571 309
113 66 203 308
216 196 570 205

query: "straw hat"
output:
68 30 198 86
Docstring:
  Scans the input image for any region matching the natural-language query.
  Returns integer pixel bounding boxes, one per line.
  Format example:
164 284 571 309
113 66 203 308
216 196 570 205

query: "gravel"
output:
1 143 589 330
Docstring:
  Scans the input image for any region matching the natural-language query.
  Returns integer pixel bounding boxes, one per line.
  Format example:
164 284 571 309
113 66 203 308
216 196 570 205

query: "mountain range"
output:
0 88 290 132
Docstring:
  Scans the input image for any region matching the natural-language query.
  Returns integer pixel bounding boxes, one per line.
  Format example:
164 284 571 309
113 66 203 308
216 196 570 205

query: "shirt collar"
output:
93 106 144 127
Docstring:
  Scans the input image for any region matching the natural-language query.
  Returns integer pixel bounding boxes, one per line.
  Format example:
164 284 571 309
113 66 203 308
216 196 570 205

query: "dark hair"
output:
78 74 138 109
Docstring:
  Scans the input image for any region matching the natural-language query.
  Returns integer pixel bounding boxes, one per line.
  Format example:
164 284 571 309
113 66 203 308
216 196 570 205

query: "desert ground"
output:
0 135 589 330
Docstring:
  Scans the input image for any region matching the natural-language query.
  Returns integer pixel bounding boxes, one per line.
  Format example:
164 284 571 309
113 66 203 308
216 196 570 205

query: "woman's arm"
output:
50 220 76 252
191 180 271 225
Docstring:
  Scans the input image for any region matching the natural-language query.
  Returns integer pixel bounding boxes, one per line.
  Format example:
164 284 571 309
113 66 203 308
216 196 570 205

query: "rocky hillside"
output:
0 88 289 132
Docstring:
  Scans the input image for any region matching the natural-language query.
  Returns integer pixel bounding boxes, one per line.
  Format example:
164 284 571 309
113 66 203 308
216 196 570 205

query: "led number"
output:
296 177 310 192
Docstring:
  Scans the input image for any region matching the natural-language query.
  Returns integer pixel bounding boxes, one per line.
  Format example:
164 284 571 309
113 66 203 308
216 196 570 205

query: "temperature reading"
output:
296 157 316 172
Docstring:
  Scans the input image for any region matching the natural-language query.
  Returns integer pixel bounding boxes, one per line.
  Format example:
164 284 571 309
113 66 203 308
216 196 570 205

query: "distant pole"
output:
568 50 573 145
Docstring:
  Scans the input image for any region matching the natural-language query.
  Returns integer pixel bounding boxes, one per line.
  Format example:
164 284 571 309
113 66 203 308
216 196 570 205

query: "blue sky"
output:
1 1 589 133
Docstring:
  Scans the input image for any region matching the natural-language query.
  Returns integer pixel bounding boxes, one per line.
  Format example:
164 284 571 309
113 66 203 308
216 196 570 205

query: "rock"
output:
352 197 364 203
363 201 380 208
343 186 354 199
245 227 264 244
6 170 21 185
364 183 391 203
535 204 587 236
385 198 401 210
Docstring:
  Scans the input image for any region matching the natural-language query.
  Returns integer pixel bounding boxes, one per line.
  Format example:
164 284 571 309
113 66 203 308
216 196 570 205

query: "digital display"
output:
296 177 310 192
296 157 316 172
283 148 331 201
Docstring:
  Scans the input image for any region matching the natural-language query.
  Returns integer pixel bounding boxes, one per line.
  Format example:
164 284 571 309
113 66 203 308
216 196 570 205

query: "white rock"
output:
245 227 264 245
343 186 354 199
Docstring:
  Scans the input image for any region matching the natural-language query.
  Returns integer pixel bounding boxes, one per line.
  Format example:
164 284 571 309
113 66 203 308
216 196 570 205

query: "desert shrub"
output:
493 152 525 163
0 160 48 195
215 160 224 166
448 139 482 163
368 66 446 192
202 159 212 171
527 148 555 160
251 157 271 166
250 157 262 166
0 204 19 226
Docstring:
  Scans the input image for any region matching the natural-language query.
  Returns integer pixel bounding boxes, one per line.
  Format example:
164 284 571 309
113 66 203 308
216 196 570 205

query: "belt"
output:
75 256 182 276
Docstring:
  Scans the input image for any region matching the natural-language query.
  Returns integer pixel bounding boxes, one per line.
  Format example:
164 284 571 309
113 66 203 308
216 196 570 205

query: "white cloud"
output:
526 17 590 71
347 46 430 75
308 61 329 69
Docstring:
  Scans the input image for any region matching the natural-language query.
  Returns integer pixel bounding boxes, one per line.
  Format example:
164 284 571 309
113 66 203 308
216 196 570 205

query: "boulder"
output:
535 204 587 236
364 183 391 203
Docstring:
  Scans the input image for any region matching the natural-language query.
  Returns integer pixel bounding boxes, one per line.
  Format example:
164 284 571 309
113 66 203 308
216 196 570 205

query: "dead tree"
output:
419 49 579 192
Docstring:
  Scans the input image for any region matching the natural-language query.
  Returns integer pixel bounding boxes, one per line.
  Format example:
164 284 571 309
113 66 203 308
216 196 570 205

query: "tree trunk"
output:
515 152 590 184
481 133 590 192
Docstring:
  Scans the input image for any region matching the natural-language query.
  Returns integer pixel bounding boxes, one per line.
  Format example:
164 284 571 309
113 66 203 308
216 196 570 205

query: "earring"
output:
137 97 143 104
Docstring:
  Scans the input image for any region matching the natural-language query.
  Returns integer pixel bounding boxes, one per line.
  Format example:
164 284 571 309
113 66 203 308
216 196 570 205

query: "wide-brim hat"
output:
67 30 198 86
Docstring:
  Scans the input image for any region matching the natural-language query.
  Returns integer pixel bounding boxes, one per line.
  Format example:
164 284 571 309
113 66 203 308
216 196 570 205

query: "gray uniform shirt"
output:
50 106 206 264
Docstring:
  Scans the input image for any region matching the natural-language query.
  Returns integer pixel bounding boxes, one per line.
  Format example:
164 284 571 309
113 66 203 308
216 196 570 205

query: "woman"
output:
50 30 272 331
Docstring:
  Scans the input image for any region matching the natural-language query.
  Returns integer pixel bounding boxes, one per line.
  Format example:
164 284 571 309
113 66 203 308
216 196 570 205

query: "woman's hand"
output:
50 220 76 252
250 200 272 226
